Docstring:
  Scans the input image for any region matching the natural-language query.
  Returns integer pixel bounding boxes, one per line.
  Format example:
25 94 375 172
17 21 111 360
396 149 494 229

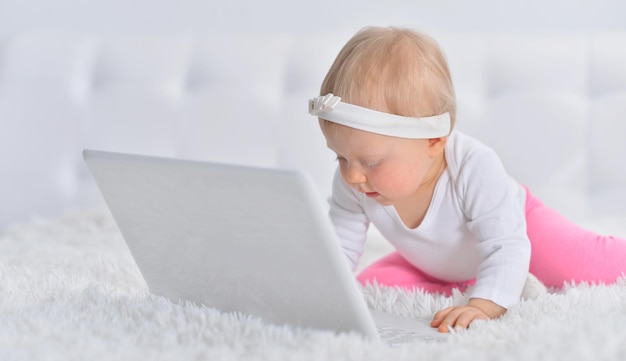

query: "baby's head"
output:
319 26 456 131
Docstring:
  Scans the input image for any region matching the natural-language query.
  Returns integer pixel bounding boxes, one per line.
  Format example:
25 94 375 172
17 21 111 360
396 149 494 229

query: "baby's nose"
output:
345 165 368 184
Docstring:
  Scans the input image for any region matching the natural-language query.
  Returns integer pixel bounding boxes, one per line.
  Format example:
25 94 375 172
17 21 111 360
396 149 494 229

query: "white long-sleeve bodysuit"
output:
329 131 531 308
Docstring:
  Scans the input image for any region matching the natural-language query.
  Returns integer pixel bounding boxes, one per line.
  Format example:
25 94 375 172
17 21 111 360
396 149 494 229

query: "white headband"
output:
309 93 450 139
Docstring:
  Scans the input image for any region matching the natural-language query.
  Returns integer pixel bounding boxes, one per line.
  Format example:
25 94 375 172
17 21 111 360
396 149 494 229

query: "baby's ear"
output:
427 137 447 156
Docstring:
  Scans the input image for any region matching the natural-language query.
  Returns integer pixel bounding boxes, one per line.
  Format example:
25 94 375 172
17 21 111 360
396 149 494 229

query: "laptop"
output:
83 149 448 345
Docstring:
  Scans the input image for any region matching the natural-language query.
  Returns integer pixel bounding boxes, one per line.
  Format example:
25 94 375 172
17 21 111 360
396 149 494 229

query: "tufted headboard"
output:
1 30 626 231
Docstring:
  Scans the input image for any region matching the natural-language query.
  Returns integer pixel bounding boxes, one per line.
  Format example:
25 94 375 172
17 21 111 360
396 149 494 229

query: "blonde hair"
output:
320 26 456 131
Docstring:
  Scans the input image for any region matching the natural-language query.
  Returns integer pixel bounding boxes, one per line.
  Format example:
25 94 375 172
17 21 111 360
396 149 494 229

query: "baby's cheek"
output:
379 177 408 194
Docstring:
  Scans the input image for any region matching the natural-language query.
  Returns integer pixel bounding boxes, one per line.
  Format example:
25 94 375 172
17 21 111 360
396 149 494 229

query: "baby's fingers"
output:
454 311 487 330
430 306 455 329
431 307 488 333
431 306 465 332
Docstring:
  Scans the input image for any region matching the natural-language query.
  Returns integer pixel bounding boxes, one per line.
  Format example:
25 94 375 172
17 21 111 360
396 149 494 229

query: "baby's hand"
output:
430 298 506 332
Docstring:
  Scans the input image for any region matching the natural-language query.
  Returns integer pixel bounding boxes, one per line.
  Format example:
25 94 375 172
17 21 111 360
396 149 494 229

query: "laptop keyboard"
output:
377 326 447 345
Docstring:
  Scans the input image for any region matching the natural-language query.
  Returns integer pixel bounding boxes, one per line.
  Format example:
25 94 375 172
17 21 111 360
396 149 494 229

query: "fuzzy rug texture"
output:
2 209 626 361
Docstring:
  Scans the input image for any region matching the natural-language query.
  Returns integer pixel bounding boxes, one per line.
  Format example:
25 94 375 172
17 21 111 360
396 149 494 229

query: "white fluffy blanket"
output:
2 210 626 360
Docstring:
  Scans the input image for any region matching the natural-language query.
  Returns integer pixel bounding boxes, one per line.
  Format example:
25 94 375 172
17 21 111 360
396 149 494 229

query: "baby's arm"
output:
430 298 506 332
328 168 370 269
441 145 530 330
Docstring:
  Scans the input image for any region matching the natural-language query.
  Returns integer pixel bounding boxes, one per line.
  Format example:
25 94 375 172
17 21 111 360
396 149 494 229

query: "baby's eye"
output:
363 160 381 168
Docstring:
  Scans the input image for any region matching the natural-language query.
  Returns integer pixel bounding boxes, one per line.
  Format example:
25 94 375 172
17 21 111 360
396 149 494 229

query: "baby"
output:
309 26 626 332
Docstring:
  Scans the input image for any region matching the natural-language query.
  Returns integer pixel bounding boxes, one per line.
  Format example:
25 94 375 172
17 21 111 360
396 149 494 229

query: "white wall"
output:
1 0 626 232
1 0 626 35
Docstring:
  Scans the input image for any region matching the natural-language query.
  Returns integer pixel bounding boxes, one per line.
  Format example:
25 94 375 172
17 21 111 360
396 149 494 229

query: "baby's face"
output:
321 122 444 207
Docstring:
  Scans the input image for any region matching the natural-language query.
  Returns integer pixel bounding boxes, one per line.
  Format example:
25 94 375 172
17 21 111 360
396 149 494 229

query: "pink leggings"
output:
357 187 626 294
